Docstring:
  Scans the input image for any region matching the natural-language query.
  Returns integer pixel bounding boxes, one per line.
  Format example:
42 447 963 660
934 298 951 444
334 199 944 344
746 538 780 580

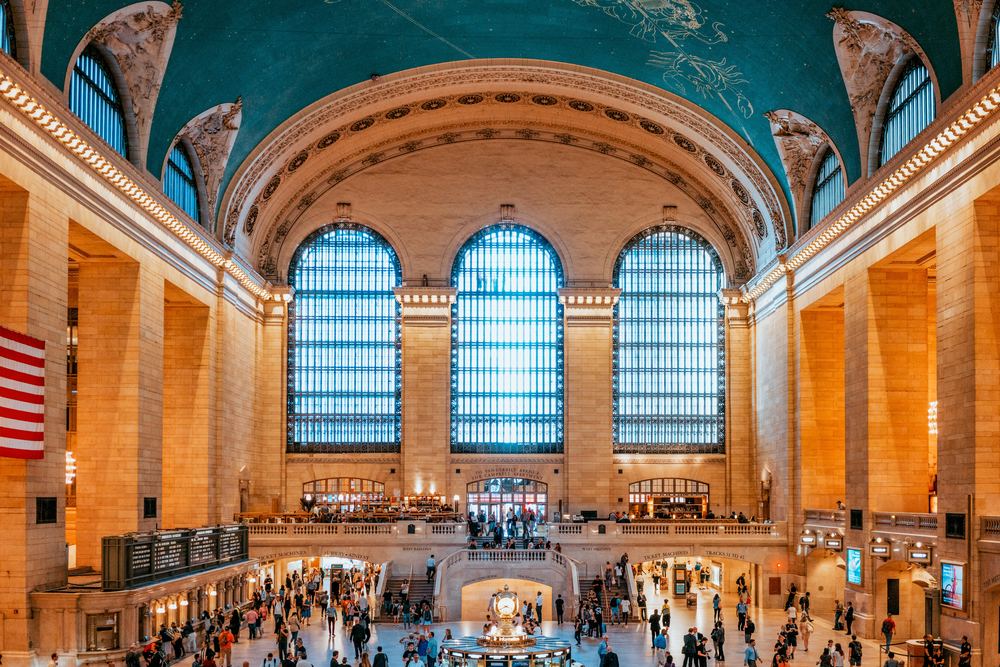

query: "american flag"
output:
0 325 46 459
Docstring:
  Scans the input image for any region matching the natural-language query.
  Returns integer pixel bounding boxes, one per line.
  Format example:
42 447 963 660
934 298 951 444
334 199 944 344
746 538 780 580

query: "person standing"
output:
683 627 699 667
880 614 896 654
711 621 726 661
620 596 631 624
958 636 972 667
555 594 565 624
833 600 844 631
638 592 647 621
713 593 722 623
736 599 748 632
217 628 234 667
426 631 439 667
536 591 544 623
844 602 855 635
883 652 901 667
649 609 662 649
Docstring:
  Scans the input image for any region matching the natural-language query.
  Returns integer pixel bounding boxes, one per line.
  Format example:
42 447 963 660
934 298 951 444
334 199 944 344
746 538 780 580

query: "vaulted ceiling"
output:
38 0 964 215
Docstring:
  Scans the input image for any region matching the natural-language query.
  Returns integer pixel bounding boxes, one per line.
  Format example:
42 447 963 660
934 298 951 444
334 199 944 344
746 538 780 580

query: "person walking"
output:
848 635 863 667
713 594 722 623
737 599 748 632
426 631 439 667
880 614 896 654
744 618 756 646
649 609 662 649
745 640 761 667
555 594 565 624
217 628 234 667
372 646 388 667
426 555 436 584
801 615 814 653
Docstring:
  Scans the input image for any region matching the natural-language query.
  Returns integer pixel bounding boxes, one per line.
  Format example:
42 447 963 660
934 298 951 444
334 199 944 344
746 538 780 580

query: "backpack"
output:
881 620 892 634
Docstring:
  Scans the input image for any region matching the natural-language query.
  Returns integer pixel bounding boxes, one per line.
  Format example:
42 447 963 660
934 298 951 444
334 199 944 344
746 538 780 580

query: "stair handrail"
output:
625 560 638 603
433 548 467 598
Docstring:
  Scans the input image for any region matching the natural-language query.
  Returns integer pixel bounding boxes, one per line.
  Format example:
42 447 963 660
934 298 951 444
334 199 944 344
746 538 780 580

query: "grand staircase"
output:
381 576 436 620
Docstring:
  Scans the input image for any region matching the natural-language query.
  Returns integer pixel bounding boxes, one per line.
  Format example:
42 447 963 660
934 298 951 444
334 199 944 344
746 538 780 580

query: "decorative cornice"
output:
0 63 272 301
86 1 183 161
559 287 620 325
394 287 456 326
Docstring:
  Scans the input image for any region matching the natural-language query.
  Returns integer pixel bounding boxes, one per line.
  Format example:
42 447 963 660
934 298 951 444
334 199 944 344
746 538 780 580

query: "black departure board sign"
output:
102 525 249 591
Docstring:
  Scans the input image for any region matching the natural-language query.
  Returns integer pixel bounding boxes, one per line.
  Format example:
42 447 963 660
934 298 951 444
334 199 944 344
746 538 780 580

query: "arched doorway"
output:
303 477 386 511
466 478 548 523
874 560 939 642
628 478 710 518
805 549 846 617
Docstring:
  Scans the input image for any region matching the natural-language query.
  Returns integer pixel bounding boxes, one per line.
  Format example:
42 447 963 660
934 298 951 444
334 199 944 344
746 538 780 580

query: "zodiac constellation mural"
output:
572 0 753 118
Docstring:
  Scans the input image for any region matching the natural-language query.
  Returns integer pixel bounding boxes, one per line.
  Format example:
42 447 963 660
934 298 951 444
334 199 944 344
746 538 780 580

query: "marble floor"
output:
215 586 884 667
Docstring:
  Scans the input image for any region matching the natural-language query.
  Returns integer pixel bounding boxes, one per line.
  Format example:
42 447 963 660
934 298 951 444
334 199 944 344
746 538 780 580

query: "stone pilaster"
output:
936 198 1000 648
0 186 68 665
721 289 754 513
395 287 455 497
162 290 213 528
76 261 164 567
560 287 618 516
255 293 288 512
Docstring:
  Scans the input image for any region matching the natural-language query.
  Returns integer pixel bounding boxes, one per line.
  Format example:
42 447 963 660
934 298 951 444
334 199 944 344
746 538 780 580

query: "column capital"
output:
558 287 620 325
394 287 457 326
719 288 750 326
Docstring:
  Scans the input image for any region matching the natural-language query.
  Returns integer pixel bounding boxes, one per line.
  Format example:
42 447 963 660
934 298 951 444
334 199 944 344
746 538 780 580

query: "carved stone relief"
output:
86 1 183 160
176 99 242 231
764 109 835 227
827 8 922 175
953 0 986 81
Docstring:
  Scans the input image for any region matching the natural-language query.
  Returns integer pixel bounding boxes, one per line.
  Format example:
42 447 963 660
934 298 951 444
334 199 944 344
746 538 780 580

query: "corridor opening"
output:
460 579 554 622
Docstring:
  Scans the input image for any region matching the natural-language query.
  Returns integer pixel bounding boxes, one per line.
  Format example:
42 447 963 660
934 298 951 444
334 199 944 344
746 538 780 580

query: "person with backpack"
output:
848 635 863 667
744 617 756 645
881 614 896 654
372 647 388 667
711 621 726 661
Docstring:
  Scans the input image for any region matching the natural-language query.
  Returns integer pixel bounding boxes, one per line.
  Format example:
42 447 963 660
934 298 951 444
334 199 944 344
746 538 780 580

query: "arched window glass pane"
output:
809 147 845 228
0 0 16 57
451 225 564 454
988 2 1000 71
879 59 934 166
164 144 200 223
69 46 128 157
613 228 725 454
287 224 401 453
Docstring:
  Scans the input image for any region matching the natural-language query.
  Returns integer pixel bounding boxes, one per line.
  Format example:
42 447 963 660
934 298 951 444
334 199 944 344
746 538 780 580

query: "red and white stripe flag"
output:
0 325 46 459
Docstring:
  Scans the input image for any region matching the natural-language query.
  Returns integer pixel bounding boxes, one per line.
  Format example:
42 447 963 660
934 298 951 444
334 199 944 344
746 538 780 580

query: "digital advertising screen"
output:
941 561 965 610
846 547 862 585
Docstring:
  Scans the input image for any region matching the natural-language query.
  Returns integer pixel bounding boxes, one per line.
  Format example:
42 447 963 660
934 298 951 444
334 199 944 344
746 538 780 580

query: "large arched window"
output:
809 147 845 228
287 224 402 453
0 0 16 57
878 58 935 167
163 143 200 223
69 46 129 157
613 227 725 454
987 2 1000 72
451 225 564 454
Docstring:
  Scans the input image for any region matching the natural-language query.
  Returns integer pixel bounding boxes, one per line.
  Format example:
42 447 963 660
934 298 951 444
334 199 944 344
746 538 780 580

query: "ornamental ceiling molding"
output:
78 1 183 164
171 99 242 230
827 8 932 177
219 61 789 255
254 121 756 285
764 109 842 227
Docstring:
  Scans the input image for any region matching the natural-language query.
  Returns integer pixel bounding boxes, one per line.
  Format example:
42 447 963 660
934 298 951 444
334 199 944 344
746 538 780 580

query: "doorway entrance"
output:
466 478 548 523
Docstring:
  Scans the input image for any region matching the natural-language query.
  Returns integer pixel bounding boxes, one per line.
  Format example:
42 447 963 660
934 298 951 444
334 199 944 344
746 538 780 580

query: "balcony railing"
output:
803 509 846 529
871 512 938 536
981 516 1000 541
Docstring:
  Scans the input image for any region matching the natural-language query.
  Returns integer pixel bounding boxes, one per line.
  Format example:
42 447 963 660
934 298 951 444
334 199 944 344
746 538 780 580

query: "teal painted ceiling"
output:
40 1 962 210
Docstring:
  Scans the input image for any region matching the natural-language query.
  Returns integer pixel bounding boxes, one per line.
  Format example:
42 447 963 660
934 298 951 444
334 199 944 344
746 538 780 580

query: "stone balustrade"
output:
803 508 847 529
871 511 938 537
981 516 1000 541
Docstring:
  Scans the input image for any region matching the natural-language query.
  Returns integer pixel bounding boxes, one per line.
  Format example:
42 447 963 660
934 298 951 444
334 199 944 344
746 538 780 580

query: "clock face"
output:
496 597 517 615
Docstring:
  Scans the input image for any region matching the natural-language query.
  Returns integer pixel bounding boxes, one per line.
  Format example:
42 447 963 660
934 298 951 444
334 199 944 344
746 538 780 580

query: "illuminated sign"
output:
800 534 817 545
846 548 862 585
941 562 965 611
825 538 843 551
869 544 890 557
907 549 932 565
